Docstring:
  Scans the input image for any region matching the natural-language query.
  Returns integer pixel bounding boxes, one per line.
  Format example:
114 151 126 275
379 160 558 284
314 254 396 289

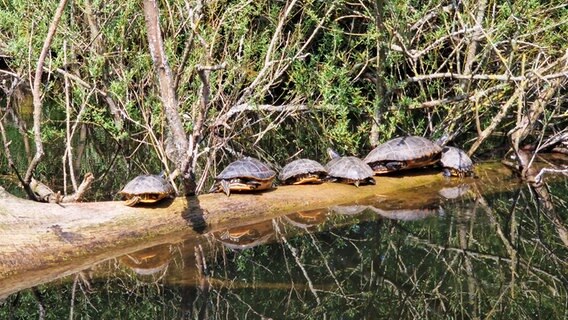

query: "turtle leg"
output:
220 180 231 197
442 168 452 177
248 181 262 189
354 180 360 187
385 161 404 172
125 196 141 207
367 177 376 185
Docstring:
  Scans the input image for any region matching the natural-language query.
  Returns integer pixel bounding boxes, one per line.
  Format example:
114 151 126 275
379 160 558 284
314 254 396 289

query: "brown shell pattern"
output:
217 157 276 181
279 158 327 181
325 156 374 180
364 136 442 163
440 147 473 172
119 174 174 196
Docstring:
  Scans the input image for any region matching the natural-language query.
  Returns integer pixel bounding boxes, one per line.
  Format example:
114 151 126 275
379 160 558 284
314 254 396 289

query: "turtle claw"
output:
125 196 141 207
220 180 231 197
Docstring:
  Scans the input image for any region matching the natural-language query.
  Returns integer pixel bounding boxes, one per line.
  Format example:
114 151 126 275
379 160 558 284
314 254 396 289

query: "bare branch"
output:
409 72 526 82
143 0 195 194
143 0 188 157
460 0 488 89
214 103 309 127
468 87 522 155
24 0 69 184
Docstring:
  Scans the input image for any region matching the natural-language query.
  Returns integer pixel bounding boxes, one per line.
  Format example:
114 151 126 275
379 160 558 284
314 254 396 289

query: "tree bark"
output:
142 0 189 171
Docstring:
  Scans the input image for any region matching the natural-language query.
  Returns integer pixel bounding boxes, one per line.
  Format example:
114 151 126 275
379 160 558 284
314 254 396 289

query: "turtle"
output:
279 158 328 185
211 156 276 196
118 173 175 207
325 148 375 187
363 136 442 174
439 146 474 177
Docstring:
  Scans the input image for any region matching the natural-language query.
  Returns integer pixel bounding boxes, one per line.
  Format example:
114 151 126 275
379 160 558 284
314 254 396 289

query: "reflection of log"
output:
0 163 516 298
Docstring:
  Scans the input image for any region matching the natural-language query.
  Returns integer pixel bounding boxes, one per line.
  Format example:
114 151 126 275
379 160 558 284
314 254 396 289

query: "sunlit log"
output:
0 162 519 298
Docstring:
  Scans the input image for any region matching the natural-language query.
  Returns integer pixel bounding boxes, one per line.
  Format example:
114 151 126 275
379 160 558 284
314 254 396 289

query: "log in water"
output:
0 163 519 298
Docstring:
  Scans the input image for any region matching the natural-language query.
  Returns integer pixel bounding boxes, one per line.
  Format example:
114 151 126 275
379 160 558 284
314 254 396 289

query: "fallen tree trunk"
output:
0 163 517 298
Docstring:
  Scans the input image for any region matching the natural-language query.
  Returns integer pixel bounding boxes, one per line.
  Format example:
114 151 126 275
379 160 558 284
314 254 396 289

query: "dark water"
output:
1 176 567 319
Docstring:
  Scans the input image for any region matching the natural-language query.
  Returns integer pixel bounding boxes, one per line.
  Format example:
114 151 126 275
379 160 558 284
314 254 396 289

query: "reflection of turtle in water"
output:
325 149 375 187
438 184 471 199
119 244 172 276
282 209 328 229
279 159 327 185
210 157 276 196
371 206 444 221
214 220 275 250
439 146 474 177
364 136 442 174
118 174 175 206
330 205 371 216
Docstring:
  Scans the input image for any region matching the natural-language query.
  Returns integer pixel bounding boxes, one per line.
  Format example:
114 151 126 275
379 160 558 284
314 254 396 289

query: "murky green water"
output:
1 176 567 319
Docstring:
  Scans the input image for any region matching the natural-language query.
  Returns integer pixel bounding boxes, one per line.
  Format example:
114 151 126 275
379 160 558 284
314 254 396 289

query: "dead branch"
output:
468 87 522 156
235 0 300 105
62 41 78 193
24 0 69 185
60 173 95 203
410 4 457 31
0 121 15 170
214 103 309 127
143 0 191 192
511 77 565 144
82 0 123 130
534 168 568 185
174 0 205 91
409 72 525 82
460 0 488 90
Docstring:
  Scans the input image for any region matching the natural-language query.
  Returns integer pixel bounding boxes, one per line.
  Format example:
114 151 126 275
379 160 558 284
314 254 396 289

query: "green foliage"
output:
1 0 568 195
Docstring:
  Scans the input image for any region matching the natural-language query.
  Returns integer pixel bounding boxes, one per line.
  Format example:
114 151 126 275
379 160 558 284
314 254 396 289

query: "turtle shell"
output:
325 156 375 183
279 158 327 184
364 136 442 172
439 147 474 176
216 157 276 181
119 174 174 200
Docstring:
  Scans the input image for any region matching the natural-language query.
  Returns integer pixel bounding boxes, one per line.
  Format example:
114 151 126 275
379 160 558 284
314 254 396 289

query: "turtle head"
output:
326 148 341 160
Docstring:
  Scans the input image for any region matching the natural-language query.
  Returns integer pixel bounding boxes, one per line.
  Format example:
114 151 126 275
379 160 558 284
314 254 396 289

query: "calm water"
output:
1 173 567 319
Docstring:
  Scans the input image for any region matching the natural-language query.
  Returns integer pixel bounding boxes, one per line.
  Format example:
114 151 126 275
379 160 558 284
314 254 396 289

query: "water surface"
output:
1 170 567 319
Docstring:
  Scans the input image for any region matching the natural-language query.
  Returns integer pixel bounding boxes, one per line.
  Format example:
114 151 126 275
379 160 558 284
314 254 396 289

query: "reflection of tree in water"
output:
197 184 567 319
1 182 566 318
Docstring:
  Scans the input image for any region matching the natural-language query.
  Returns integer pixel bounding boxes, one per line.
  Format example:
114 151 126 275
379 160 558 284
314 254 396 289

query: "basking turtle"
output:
118 174 175 207
211 157 276 196
325 148 375 187
439 146 474 177
364 136 442 174
279 158 327 185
